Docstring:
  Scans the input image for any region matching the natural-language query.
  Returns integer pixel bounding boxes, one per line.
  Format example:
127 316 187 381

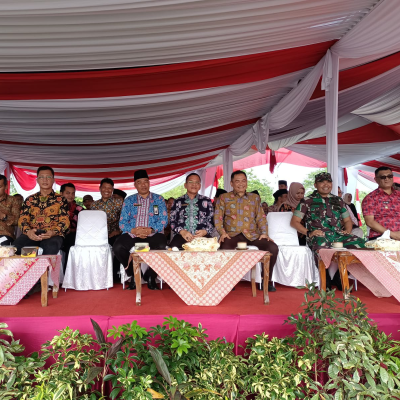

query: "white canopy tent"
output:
1 0 400 195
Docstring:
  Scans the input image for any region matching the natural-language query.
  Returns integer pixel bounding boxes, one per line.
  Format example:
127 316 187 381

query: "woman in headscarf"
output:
280 182 306 245
279 182 305 212
343 193 360 227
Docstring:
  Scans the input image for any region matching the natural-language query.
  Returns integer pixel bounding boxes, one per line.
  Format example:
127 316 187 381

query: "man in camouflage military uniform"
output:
291 172 365 288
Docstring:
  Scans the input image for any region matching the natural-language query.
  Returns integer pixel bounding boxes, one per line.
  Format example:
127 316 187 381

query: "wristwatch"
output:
306 230 311 238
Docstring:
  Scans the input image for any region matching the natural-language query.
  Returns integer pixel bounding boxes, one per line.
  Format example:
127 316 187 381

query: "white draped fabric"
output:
0 0 377 71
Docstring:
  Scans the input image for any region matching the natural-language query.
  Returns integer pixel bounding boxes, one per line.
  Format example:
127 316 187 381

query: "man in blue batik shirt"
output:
113 169 168 290
169 173 214 249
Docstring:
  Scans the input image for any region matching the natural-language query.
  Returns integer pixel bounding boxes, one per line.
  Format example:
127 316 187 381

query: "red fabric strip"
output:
1 41 335 100
311 52 400 100
298 123 400 145
363 160 400 174
388 122 400 135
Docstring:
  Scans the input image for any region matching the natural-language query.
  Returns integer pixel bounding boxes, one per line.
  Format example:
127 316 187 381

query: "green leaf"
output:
90 318 106 344
353 369 360 383
110 388 121 400
52 384 66 400
85 366 103 384
365 372 376 388
0 346 4 365
6 371 16 390
380 367 389 384
148 345 171 385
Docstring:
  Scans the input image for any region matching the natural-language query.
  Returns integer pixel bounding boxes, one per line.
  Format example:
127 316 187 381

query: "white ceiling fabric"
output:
0 0 377 71
0 69 307 145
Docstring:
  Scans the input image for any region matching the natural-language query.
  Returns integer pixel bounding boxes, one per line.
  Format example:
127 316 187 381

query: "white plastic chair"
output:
63 210 113 290
267 212 319 288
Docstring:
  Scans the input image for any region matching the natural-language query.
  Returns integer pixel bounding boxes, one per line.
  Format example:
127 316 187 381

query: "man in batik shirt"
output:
169 173 214 249
0 174 21 245
91 177 123 281
60 182 83 270
214 170 279 292
291 172 365 289
114 169 168 290
14 166 70 255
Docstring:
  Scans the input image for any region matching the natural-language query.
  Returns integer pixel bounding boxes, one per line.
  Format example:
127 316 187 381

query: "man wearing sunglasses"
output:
169 173 214 249
362 166 400 240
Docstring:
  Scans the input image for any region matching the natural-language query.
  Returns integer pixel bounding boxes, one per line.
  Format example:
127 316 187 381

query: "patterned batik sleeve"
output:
204 198 215 235
119 197 133 234
293 200 307 220
169 199 180 233
56 197 70 236
155 195 168 232
362 193 374 216
18 198 33 234
214 196 225 236
255 196 267 234
7 197 21 227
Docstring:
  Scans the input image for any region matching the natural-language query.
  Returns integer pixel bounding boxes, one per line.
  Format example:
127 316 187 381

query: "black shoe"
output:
127 280 136 290
147 281 160 290
268 284 276 292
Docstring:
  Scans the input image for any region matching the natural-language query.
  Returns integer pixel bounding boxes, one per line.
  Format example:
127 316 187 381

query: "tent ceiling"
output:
2 0 400 190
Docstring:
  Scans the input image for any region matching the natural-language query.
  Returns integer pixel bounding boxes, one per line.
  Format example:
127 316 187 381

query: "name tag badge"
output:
153 205 159 215
182 203 188 207
134 203 141 207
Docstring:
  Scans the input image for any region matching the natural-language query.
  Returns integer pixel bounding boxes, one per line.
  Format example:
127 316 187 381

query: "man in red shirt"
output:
362 166 400 240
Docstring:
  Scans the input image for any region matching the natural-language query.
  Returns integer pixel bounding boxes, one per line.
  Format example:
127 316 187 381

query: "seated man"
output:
82 194 94 210
278 180 288 190
14 166 70 255
91 178 123 281
291 172 365 288
214 170 279 292
0 174 21 245
268 189 288 212
261 202 269 215
169 173 214 249
60 182 83 270
362 166 400 240
112 189 127 201
113 169 168 290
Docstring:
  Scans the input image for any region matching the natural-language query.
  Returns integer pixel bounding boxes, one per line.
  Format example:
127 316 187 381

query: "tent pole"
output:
326 53 340 195
222 149 233 192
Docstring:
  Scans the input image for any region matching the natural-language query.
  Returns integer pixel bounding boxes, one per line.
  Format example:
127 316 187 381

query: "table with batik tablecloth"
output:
318 249 400 301
128 250 270 306
0 255 61 307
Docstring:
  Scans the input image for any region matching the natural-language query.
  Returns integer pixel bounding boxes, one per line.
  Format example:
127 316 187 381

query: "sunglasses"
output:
378 174 393 180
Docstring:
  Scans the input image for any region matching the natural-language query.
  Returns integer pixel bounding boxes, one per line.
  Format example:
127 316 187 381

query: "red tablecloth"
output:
0 256 61 305
319 249 400 300
138 250 267 306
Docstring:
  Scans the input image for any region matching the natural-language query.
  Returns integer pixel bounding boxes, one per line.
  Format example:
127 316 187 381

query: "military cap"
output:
315 172 332 183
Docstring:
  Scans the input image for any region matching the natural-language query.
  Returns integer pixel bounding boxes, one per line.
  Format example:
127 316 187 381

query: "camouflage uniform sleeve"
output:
293 199 308 220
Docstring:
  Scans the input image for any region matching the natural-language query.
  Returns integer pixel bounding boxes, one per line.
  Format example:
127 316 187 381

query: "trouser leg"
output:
63 232 76 272
13 234 38 255
40 236 64 255
0 235 15 246
109 234 122 280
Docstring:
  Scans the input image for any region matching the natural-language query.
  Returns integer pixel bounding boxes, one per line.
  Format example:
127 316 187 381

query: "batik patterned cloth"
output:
19 191 70 237
0 255 61 305
362 187 400 239
91 197 123 233
294 190 365 251
319 249 400 300
214 191 267 241
0 194 21 239
119 192 168 235
137 250 267 305
170 194 214 235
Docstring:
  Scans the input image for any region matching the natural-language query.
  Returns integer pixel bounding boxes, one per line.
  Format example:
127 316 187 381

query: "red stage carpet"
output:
2 282 400 355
